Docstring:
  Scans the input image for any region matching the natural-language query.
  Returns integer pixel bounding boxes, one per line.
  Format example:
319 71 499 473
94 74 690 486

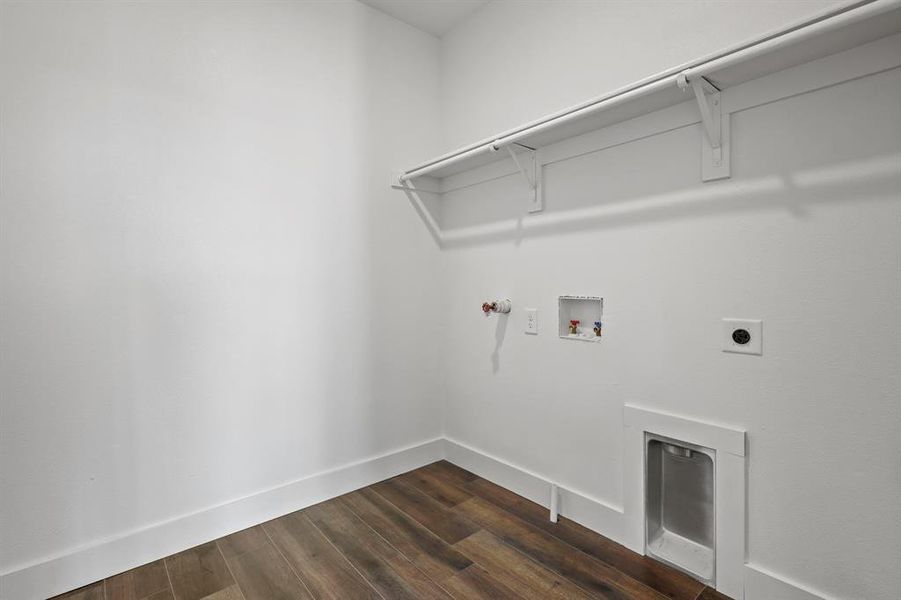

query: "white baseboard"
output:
744 564 833 600
0 437 833 600
0 437 444 600
443 437 627 547
441 438 829 600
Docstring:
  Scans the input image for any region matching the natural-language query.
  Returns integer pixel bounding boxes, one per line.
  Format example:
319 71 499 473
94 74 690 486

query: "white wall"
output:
440 0 841 148
0 0 442 587
438 2 901 599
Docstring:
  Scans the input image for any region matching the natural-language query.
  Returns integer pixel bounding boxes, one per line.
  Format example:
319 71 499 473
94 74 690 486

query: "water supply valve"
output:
482 299 512 316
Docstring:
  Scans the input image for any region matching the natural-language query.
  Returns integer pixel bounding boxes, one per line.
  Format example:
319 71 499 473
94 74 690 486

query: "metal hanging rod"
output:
397 0 898 184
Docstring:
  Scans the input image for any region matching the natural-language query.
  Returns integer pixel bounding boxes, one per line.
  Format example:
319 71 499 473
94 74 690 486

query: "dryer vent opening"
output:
645 434 715 585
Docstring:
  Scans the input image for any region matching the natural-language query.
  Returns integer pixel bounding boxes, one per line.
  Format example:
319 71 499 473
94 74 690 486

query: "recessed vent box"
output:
645 433 716 585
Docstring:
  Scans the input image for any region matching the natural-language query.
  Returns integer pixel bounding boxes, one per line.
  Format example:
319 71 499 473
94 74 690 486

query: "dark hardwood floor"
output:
53 461 732 600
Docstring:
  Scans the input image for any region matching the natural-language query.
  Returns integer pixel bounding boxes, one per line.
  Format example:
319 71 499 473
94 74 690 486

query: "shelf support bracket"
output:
503 143 543 213
389 172 444 247
678 73 731 182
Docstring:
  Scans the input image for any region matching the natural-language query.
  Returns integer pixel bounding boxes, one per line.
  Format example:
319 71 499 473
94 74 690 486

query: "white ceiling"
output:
359 0 489 37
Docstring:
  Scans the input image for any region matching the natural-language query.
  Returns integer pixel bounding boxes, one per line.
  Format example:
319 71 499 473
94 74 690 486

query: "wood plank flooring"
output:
52 461 732 600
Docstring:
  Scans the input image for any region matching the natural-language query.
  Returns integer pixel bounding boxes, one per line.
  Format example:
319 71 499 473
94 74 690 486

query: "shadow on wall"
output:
438 151 901 249
402 110 901 249
491 313 508 374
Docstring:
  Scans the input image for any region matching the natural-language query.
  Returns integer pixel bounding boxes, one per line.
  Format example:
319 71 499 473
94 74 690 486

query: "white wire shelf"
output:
392 0 901 188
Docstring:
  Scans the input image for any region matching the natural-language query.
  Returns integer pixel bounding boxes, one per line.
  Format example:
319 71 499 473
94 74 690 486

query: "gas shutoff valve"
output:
481 299 512 315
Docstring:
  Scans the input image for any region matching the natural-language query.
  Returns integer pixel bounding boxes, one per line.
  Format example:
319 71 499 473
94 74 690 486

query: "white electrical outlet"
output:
525 308 538 335
722 318 762 355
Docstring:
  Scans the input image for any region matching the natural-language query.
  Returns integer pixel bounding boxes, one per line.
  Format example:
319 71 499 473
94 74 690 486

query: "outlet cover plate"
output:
525 308 538 335
722 318 762 355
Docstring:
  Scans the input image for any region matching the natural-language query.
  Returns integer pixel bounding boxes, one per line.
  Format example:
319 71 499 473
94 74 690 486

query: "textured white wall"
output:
437 2 901 599
0 0 442 577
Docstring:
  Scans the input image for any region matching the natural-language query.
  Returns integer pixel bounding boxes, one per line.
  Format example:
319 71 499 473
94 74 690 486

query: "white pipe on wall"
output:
549 484 559 523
